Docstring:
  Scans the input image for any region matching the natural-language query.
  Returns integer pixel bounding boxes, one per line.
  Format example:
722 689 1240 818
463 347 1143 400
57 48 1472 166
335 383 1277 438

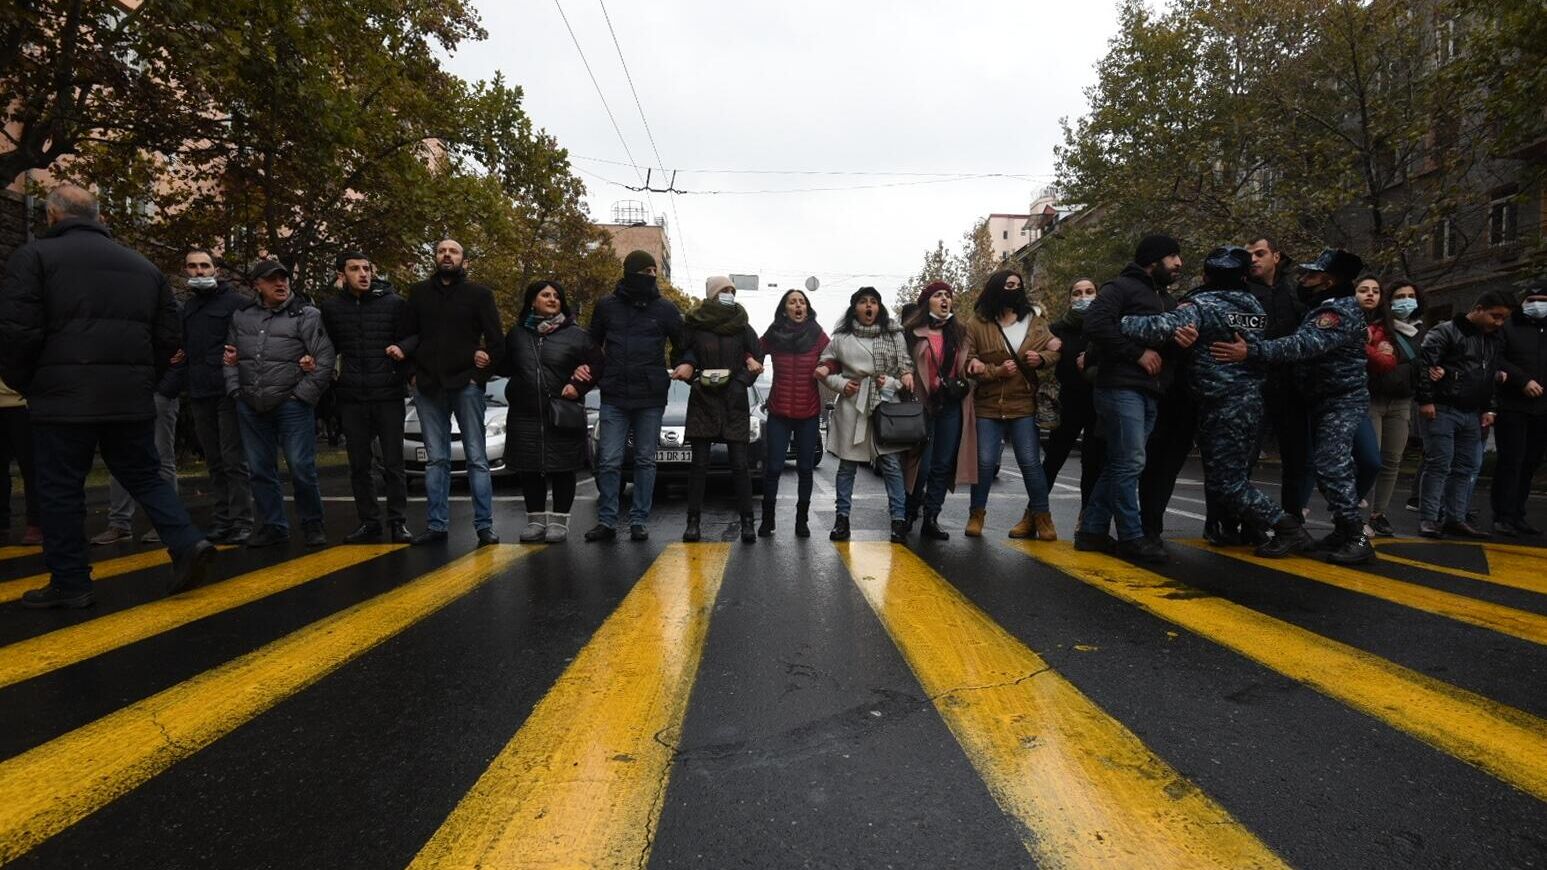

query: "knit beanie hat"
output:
1519 281 1547 302
705 275 735 298
917 280 954 309
850 286 882 305
623 250 656 275
1134 234 1182 266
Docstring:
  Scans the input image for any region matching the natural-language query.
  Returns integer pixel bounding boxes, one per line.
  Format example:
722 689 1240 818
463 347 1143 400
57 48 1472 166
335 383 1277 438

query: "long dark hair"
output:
770 288 817 327
835 288 892 334
902 290 966 346
1357 273 1395 335
974 269 1032 321
518 280 571 323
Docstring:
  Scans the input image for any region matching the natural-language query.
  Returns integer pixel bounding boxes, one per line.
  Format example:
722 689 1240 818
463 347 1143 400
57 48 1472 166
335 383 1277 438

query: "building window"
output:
1489 200 1519 247
1434 17 1460 65
1002 230 1009 240
1432 218 1458 260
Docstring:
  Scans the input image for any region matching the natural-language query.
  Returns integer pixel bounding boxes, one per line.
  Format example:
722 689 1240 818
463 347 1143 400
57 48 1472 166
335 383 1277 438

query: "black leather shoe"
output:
303 525 327 548
1327 520 1375 565
740 514 757 544
411 528 449 546
890 519 909 544
584 524 616 542
389 522 413 543
1203 519 1241 547
1254 518 1313 558
344 522 383 544
20 585 95 609
1442 520 1490 539
682 513 701 543
223 527 252 545
245 525 290 548
829 514 850 541
169 539 217 594
921 514 950 541
794 502 811 538
476 528 500 547
206 525 233 545
1073 531 1115 553
1516 520 1543 536
1367 514 1395 537
630 524 649 542
1116 536 1168 564
1418 520 1443 538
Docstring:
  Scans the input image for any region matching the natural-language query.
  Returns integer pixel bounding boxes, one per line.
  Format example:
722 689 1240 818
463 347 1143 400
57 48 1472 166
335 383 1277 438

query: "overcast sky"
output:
446 1 1121 330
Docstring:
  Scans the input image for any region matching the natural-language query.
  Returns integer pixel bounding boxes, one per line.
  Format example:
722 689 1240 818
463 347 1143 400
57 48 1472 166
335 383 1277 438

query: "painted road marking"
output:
838 542 1287 868
0 547 42 562
1370 540 1547 596
0 550 173 605
1185 542 1547 647
409 543 733 870
1010 541 1547 801
0 545 531 865
0 545 402 690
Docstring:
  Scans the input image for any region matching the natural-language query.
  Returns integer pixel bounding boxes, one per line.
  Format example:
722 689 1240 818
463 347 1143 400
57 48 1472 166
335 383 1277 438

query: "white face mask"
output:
1071 296 1093 311
1390 298 1418 319
1524 300 1547 320
717 292 736 306
187 276 217 291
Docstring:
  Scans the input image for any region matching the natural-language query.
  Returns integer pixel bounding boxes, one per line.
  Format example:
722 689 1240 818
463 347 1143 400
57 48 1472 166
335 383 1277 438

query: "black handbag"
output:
873 395 928 448
548 396 587 433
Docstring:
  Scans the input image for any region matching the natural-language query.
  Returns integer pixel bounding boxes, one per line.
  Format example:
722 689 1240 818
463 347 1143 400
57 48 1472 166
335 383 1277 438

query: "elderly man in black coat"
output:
0 186 216 608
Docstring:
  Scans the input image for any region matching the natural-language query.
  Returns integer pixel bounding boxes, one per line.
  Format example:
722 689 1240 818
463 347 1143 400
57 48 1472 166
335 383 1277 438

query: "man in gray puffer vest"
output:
224 259 336 547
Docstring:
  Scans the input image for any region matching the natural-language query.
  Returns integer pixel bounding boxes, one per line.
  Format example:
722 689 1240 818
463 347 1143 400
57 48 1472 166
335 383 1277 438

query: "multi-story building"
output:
598 200 672 282
986 213 1032 263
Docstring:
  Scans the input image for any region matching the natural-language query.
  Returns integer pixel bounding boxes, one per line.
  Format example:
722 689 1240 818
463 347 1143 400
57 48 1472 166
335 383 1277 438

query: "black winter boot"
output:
890 519 910 544
795 502 811 538
682 512 701 543
903 494 920 532
920 513 949 541
1255 515 1314 558
758 496 776 537
1327 518 1375 565
829 514 850 541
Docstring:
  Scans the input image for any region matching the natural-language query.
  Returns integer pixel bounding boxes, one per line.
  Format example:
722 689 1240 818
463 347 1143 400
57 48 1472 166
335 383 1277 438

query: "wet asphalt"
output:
1 450 1545 868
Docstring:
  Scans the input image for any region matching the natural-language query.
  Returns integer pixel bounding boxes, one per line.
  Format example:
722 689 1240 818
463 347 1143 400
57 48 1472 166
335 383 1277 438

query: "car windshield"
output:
485 377 508 407
665 377 759 413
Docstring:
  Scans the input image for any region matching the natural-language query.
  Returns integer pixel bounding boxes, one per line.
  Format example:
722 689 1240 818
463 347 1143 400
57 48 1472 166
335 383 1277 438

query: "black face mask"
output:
621 272 657 299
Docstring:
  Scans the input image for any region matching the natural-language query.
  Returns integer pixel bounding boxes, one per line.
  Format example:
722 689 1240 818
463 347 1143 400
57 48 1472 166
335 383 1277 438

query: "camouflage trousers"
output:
1197 392 1284 529
1307 391 1370 526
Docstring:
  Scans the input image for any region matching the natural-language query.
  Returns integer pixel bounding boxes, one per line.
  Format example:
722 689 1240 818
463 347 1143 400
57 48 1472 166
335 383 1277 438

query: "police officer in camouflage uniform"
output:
1211 248 1374 564
1120 246 1314 557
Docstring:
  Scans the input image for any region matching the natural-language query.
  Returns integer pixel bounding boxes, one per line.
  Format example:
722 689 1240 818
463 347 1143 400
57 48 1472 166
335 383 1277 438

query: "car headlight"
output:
486 419 506 437
748 417 761 442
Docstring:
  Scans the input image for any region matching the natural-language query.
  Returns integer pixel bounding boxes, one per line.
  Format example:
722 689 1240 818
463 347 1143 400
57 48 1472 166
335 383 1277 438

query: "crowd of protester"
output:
1 185 1543 608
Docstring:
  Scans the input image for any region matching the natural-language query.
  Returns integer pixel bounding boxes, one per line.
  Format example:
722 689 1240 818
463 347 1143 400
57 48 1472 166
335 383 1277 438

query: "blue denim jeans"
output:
414 384 493 532
595 403 666 528
912 402 963 516
1419 405 1482 523
970 415 1050 513
763 414 821 504
1081 388 1158 542
236 398 323 532
836 455 906 521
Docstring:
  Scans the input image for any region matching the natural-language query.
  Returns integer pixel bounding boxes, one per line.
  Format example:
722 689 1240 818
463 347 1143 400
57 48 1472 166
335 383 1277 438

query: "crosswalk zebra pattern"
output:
0 532 1542 867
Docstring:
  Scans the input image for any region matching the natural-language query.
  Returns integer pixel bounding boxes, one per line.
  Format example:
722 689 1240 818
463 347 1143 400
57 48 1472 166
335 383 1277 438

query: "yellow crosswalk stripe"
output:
1010 541 1547 801
0 546 42 562
1185 542 1547 646
1370 540 1547 596
0 545 402 689
0 545 532 865
837 542 1286 868
409 543 732 870
0 550 174 605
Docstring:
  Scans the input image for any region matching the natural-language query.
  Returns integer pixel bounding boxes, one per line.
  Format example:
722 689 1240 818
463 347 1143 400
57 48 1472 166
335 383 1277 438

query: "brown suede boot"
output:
965 508 986 538
1008 509 1035 539
1033 512 1057 541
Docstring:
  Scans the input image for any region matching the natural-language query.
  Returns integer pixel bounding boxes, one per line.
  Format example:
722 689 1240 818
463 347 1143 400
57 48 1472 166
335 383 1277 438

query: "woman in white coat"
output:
816 287 915 543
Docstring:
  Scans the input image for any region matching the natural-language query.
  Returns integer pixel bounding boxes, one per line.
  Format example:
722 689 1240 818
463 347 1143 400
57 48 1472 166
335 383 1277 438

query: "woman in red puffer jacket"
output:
758 289 830 538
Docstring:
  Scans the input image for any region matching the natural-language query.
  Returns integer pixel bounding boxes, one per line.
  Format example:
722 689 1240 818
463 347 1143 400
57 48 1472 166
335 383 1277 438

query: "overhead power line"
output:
572 154 1058 180
574 166 1035 195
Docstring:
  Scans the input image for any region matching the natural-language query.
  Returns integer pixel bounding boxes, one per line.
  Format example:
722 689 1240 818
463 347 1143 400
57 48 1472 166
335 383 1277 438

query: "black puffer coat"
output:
321 284 409 402
499 319 593 473
683 323 762 442
588 282 687 409
181 281 251 400
1497 310 1547 415
0 219 180 423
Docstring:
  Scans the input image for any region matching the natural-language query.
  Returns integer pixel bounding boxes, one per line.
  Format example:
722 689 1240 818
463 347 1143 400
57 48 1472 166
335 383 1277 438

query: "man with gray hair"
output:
0 185 216 608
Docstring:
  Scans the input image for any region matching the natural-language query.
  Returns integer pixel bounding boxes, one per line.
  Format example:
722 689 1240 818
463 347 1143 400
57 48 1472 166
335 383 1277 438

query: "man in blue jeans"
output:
576 251 689 542
400 238 505 547
1076 234 1189 564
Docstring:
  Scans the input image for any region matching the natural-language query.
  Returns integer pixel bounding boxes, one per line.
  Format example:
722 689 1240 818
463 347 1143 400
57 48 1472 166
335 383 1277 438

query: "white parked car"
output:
403 377 515 478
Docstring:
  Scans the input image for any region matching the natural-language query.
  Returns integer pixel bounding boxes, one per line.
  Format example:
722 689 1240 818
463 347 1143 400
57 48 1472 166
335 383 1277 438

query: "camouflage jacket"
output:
1120 286 1267 401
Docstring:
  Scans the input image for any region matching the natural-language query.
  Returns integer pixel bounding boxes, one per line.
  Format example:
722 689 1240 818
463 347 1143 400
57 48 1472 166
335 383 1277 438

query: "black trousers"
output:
1490 411 1547 524
688 438 752 516
1140 388 1197 539
1266 384 1313 515
1041 397 1105 507
190 395 253 532
0 407 39 528
521 472 577 513
339 399 407 525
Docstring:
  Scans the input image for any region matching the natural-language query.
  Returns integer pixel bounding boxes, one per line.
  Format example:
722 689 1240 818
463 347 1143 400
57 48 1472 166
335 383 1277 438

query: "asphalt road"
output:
1 449 1544 868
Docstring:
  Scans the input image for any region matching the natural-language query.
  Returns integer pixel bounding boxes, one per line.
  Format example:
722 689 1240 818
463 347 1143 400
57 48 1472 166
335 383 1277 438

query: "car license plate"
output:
415 447 427 462
657 449 693 463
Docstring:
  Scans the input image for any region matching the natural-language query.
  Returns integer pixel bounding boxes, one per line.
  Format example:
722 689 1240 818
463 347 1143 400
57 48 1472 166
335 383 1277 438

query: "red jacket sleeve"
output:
1365 324 1398 375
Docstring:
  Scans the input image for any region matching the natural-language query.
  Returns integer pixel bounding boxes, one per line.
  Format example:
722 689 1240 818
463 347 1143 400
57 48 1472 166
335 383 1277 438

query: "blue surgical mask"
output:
1071 297 1093 311
717 292 737 307
1524 300 1547 320
1390 298 1418 319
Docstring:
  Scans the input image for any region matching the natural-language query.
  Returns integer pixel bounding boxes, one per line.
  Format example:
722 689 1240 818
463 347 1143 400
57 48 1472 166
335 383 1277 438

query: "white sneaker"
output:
520 512 548 543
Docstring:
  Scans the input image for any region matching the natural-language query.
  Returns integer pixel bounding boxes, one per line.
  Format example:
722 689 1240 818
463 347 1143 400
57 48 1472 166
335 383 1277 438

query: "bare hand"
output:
223 345 237 367
1046 337 1063 353
386 345 405 362
999 359 1018 377
1138 348 1164 375
1173 324 1200 349
875 374 888 387
1420 403 1437 421
814 365 831 380
299 355 316 373
672 363 695 381
573 364 593 383
1376 341 1394 356
561 384 579 400
899 373 915 393
1525 380 1544 398
473 350 490 369
1024 350 1043 368
966 359 986 377
745 356 764 375
1208 335 1247 364
1429 366 1445 381
1076 352 1086 373
169 349 186 365
1481 412 1496 428
1496 370 1508 383
842 379 861 397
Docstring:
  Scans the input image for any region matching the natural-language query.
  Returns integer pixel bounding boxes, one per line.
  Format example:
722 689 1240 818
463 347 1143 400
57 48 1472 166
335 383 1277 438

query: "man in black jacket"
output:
400 238 503 547
0 186 215 608
1246 237 1310 519
1415 289 1513 538
575 250 690 542
180 247 255 544
1075 234 1191 563
1490 283 1547 536
322 251 413 543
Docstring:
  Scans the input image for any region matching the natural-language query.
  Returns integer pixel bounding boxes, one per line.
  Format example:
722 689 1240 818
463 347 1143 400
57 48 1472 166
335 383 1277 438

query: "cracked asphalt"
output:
1 453 1545 868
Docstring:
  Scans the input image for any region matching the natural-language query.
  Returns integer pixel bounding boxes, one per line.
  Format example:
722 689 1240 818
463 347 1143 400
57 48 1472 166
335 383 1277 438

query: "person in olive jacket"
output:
679 276 764 544
1491 282 1547 537
498 280 593 544
320 250 413 544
